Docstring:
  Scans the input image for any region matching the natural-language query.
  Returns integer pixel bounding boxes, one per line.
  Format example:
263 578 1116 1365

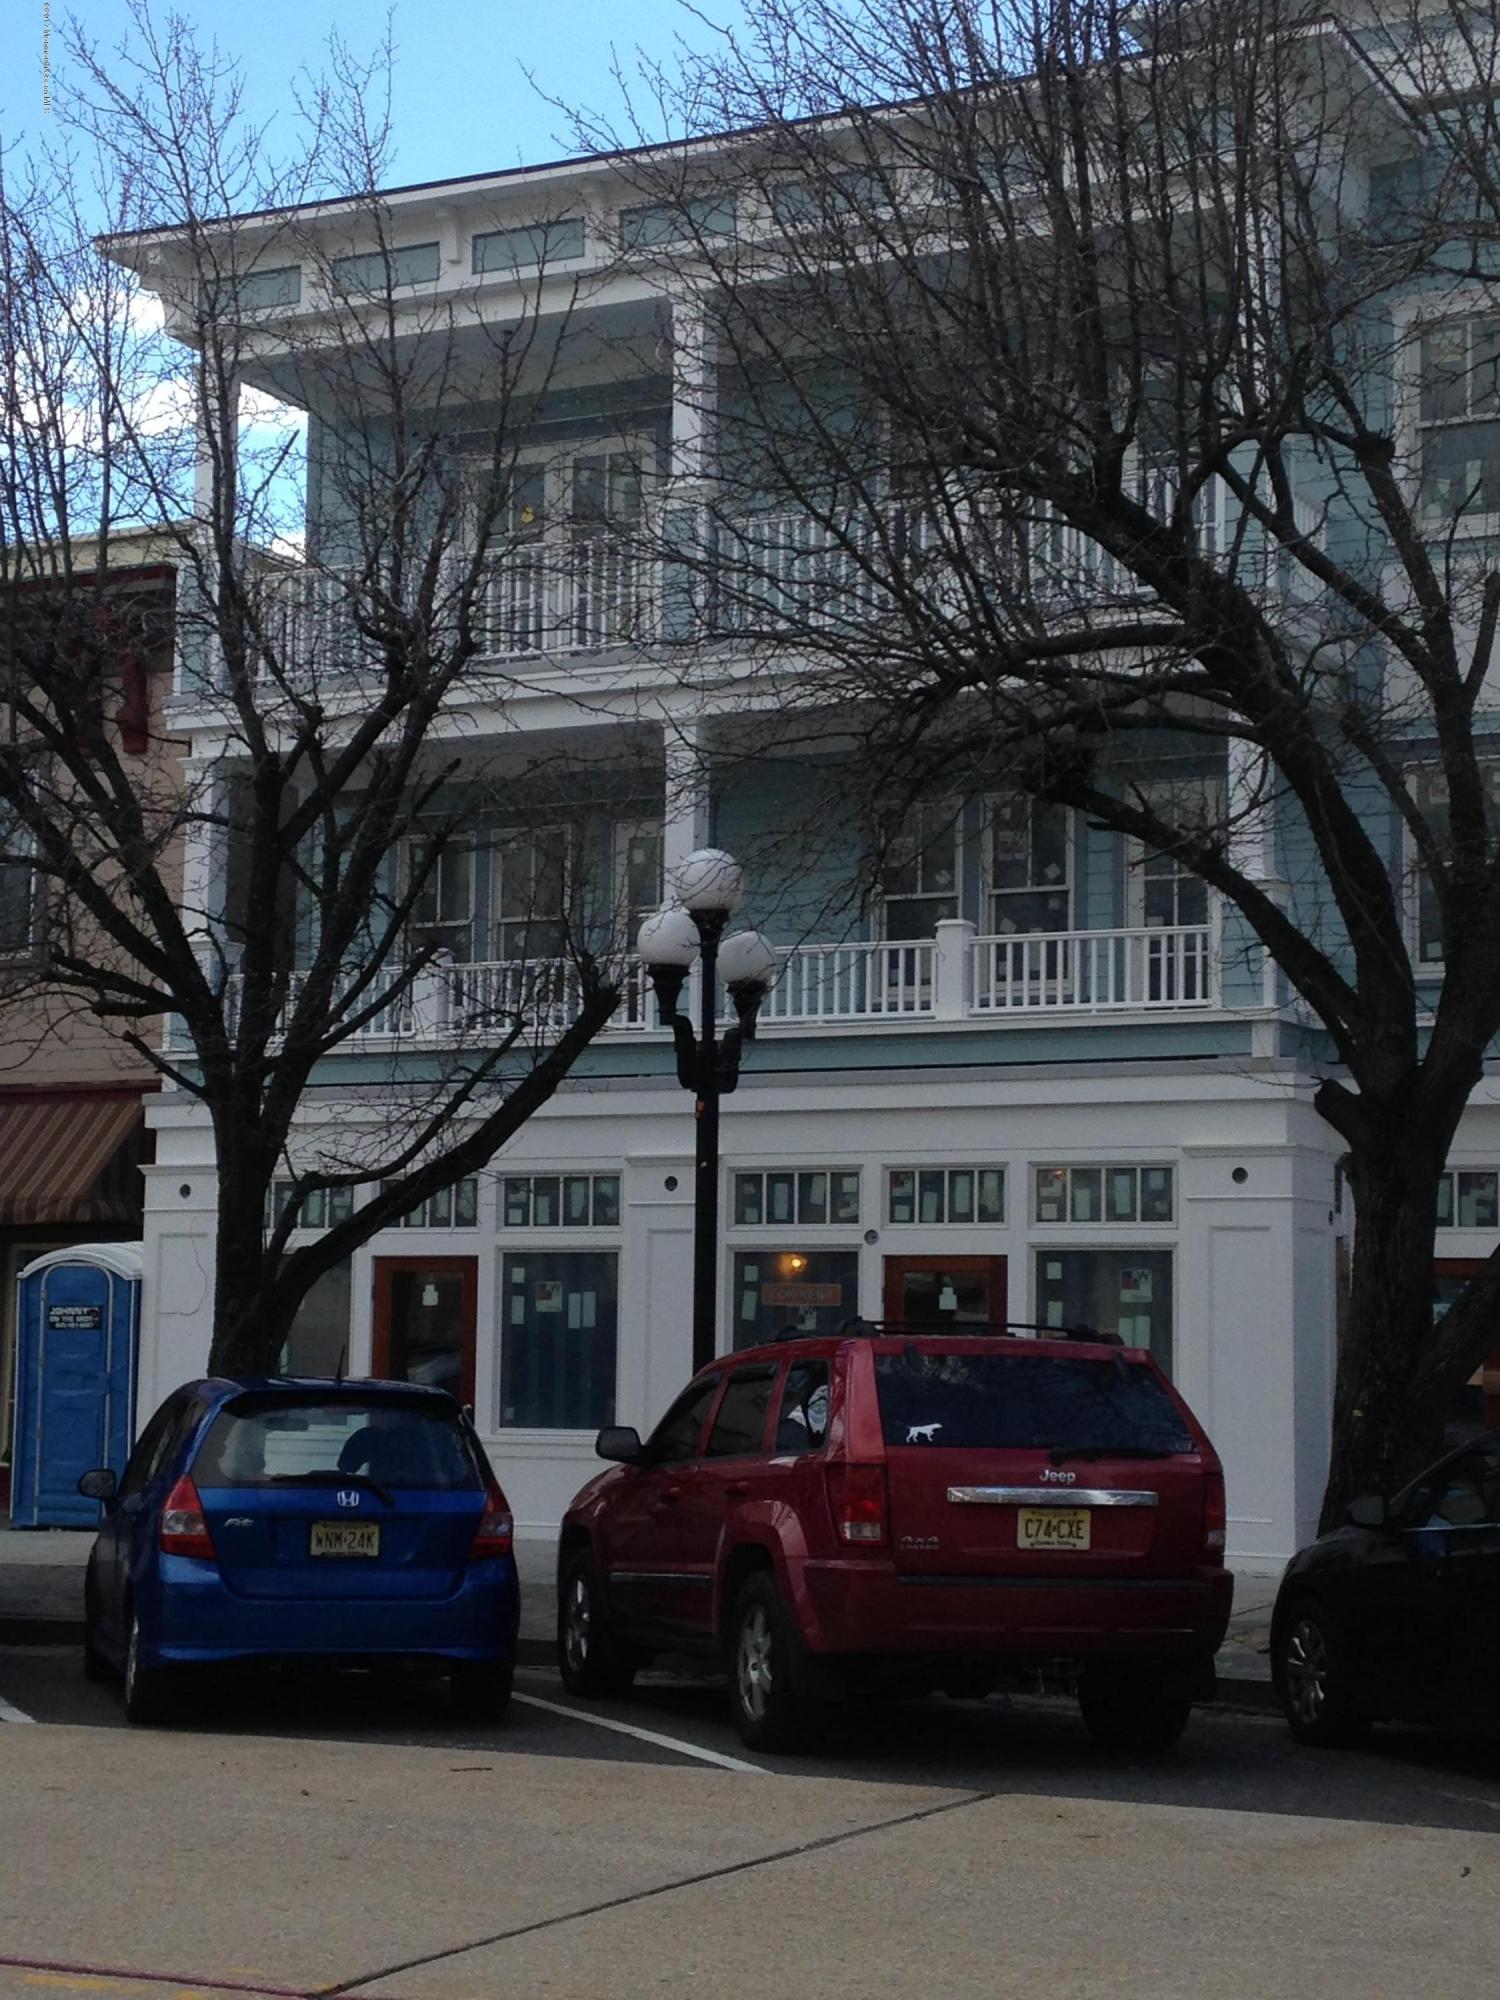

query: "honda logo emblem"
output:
336 1489 362 1508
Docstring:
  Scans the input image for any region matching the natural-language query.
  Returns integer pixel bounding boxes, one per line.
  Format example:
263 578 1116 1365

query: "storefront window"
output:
732 1249 860 1348
279 1259 352 1376
1034 1249 1174 1372
500 1250 618 1428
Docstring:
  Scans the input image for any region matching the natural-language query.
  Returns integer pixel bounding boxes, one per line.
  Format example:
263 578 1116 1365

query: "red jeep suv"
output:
556 1324 1231 1752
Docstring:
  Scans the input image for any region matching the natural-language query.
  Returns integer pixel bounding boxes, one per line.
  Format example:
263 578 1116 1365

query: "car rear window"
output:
873 1350 1195 1454
192 1396 482 1491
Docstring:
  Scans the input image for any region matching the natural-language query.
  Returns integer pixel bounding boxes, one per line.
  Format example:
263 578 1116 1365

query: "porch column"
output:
1226 738 1286 1042
662 718 713 888
178 757 232 976
669 294 717 490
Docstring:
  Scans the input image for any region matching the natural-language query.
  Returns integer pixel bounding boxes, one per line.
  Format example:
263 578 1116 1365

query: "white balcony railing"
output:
184 923 1222 1054
235 533 655 686
972 924 1216 1012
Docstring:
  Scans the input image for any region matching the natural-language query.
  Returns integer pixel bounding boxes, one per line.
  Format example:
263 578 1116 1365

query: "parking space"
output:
6 1644 1500 1832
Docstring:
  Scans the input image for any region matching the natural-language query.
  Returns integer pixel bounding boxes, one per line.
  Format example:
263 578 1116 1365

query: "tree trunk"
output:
1321 1140 1446 1531
207 1134 292 1376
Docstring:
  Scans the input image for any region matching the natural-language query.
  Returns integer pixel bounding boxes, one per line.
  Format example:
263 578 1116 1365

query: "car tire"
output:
450 1661 514 1723
725 1573 809 1754
1077 1662 1193 1753
557 1551 638 1699
122 1611 171 1727
1275 1600 1370 1748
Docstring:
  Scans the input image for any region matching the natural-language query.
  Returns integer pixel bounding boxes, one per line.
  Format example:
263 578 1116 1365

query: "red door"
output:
371 1258 478 1408
883 1255 1009 1328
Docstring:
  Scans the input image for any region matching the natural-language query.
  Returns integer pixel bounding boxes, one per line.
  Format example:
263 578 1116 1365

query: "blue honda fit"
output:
77 1377 519 1725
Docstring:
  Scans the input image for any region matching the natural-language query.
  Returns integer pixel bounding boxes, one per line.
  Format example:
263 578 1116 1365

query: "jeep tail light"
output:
159 1475 217 1560
826 1463 888 1547
470 1480 514 1560
1203 1467 1226 1558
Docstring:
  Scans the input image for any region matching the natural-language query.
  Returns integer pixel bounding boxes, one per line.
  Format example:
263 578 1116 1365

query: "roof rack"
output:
829 1318 1124 1347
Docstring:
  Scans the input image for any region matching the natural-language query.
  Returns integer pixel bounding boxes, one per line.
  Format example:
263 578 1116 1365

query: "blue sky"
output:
15 0 741 188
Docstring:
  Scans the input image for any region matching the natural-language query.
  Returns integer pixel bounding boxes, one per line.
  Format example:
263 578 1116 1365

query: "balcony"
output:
176 921 1235 1054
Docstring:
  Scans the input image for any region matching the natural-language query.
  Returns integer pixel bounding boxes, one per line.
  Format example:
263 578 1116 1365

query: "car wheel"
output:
450 1661 514 1723
1275 1601 1370 1747
82 1561 116 1682
557 1552 638 1699
1077 1663 1193 1753
122 1611 171 1727
726 1574 809 1754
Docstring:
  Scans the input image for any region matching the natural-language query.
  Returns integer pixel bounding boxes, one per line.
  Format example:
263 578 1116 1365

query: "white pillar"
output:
670 296 717 490
1226 738 1277 882
178 755 232 983
662 717 712 888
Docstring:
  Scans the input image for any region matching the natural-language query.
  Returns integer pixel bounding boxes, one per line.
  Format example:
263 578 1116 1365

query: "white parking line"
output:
510 1689 765 1773
0 1692 35 1724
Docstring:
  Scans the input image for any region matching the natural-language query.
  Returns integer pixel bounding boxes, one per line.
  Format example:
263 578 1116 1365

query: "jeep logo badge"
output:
1039 1466 1077 1484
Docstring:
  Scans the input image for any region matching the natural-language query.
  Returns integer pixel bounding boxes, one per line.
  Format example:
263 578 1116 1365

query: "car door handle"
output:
724 1481 750 1499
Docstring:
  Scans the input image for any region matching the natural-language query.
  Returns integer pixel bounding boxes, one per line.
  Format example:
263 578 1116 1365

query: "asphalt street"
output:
5 1642 1500 1828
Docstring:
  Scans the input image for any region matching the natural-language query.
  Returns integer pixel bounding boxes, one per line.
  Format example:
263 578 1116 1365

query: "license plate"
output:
310 1521 381 1558
1017 1507 1091 1551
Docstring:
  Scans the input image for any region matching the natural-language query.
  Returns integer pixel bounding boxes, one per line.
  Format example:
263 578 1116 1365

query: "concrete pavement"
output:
0 1719 1495 1999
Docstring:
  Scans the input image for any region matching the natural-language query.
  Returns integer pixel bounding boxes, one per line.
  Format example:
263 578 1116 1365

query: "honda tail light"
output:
470 1481 514 1560
159 1475 217 1560
826 1463 888 1548
1203 1467 1227 1558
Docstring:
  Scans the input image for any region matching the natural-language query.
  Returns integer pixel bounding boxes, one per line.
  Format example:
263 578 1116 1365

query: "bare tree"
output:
0 8 634 1373
585 0 1500 1519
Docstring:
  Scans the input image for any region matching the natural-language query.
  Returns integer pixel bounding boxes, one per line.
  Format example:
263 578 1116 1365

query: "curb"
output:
0 1617 85 1647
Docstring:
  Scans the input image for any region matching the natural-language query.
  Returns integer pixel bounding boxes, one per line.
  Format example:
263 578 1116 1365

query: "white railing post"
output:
933 919 976 1019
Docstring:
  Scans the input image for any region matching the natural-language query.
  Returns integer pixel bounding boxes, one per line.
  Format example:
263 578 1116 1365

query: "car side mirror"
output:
1347 1492 1387 1529
595 1425 644 1465
77 1467 118 1503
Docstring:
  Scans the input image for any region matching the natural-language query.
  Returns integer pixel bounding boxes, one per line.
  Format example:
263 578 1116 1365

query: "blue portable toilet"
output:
11 1244 143 1527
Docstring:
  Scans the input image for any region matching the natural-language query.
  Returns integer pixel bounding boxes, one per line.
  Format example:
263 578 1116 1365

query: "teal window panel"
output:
472 218 586 273
236 265 301 310
620 196 736 248
331 242 440 291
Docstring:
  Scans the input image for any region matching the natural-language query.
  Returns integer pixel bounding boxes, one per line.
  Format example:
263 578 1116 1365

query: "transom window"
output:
1034 1165 1175 1225
733 1169 861 1226
383 1179 479 1229
1419 317 1500 517
501 1173 621 1228
887 1167 1005 1225
1437 1170 1500 1229
268 1181 355 1231
984 796 1072 934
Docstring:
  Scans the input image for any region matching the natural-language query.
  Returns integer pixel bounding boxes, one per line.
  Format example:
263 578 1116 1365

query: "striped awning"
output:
0 1090 150 1228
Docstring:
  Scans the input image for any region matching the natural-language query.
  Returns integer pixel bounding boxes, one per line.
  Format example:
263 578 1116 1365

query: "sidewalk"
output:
0 1519 1280 1698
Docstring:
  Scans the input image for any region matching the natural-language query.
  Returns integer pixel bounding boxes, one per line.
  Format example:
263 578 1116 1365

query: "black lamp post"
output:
638 850 778 1372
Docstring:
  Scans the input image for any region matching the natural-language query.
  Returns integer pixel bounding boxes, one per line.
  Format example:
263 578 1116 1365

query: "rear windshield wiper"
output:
1048 1444 1182 1465
268 1469 396 1507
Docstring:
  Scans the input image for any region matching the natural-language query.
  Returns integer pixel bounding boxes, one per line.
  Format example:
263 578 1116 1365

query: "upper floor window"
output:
331 242 440 292
1124 779 1218 930
984 796 1072 935
493 825 570 962
620 196 736 249
408 838 476 961
501 1172 621 1228
234 265 301 312
0 818 36 958
879 800 959 938
1419 317 1500 516
1409 763 1500 966
770 170 884 228
472 218 586 275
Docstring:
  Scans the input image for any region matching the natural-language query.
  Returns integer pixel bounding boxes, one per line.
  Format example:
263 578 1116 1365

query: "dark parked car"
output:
79 1377 518 1725
556 1324 1231 1752
1272 1431 1500 1745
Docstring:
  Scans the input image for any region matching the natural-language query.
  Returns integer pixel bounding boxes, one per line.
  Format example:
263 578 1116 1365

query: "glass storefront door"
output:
882 1255 1008 1328
371 1257 478 1406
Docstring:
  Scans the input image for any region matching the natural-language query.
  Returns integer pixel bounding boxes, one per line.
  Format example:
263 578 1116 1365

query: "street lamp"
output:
638 849 779 1371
